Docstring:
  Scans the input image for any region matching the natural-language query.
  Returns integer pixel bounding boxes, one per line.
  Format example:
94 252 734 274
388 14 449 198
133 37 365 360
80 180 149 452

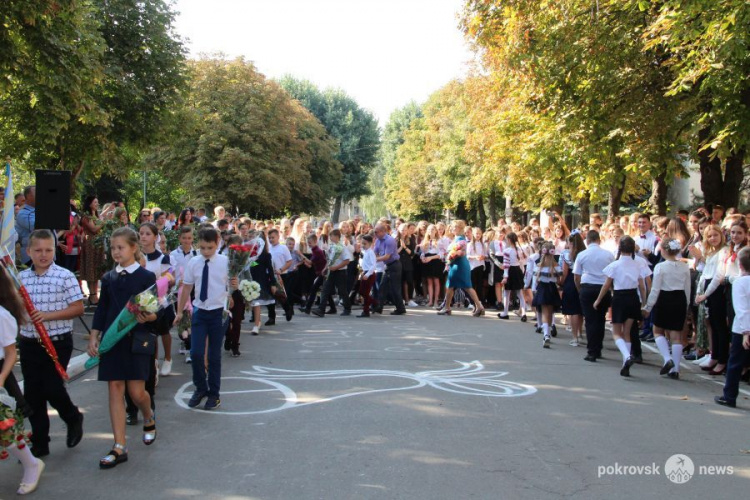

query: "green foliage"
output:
149 57 342 218
279 76 380 220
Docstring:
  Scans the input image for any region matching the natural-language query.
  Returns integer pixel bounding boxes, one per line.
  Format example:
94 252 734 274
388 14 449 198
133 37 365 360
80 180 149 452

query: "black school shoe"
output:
126 412 138 426
714 396 736 408
620 357 634 377
265 318 276 326
66 413 84 448
204 396 221 410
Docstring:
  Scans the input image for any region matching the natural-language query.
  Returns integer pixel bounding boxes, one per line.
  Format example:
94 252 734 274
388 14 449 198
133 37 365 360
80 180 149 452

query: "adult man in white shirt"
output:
574 230 614 362
634 213 658 342
268 228 293 322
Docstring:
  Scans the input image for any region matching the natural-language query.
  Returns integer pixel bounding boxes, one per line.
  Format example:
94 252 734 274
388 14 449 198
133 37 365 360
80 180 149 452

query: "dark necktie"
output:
200 259 209 302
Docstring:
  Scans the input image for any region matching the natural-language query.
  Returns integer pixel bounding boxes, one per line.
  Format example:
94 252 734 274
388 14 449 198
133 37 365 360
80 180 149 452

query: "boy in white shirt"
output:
170 226 198 360
356 234 378 318
174 228 235 410
312 229 352 317
268 228 293 322
716 247 750 408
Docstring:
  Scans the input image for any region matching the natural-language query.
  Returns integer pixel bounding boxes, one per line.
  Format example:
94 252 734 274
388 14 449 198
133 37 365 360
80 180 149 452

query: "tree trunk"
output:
488 190 498 225
477 194 487 229
649 169 668 216
331 196 342 224
722 150 745 209
579 192 591 226
455 200 468 221
698 128 723 207
607 174 626 217
504 195 513 223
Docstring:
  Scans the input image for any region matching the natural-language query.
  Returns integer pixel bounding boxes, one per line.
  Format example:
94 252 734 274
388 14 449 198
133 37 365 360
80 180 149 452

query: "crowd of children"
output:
1 201 749 493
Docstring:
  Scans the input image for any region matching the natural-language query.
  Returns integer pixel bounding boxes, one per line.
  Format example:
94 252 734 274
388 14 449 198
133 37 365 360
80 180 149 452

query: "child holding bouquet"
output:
87 227 158 469
1 265 45 494
170 226 198 363
225 235 247 356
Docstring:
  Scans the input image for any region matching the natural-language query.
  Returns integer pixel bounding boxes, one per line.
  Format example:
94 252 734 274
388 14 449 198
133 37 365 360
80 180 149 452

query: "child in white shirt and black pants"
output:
595 236 649 377
716 247 750 408
174 228 234 411
357 235 378 317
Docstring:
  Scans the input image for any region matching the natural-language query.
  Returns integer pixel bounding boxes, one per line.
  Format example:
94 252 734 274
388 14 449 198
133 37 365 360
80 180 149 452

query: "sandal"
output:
100 443 128 469
143 418 157 445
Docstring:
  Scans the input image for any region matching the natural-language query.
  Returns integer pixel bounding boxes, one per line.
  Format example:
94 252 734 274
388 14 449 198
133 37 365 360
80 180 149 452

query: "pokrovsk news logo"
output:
597 454 734 484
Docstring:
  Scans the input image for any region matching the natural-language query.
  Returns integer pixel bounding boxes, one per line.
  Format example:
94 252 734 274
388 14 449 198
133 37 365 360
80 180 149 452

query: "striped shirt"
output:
19 264 84 338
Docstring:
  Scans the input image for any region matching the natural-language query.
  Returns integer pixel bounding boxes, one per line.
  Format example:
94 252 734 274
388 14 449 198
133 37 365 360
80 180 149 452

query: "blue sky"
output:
174 0 474 125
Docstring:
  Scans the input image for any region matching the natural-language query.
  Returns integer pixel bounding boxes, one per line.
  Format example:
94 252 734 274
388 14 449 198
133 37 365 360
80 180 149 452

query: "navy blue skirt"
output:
561 272 582 315
653 290 687 331
532 282 561 309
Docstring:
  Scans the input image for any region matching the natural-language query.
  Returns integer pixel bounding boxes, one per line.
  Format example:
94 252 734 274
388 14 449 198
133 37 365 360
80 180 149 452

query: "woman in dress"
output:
80 195 105 306
560 232 585 346
437 220 485 317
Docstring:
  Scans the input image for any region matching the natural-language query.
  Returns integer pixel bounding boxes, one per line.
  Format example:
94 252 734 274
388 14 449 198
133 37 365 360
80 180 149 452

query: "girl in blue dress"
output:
438 220 485 317
87 227 158 469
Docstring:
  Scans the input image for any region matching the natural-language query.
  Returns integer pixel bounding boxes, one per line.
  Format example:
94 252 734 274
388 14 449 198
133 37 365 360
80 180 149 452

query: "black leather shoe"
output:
326 308 337 315
224 337 231 351
667 372 679 380
340 310 351 316
311 309 324 318
584 355 597 362
265 319 276 326
285 308 293 321
633 355 643 364
372 307 383 314
298 307 310 314
714 396 736 408
31 445 49 458
551 325 558 337
390 310 406 315
620 357 634 377
66 413 84 448
126 412 138 426
660 359 675 375
357 312 370 318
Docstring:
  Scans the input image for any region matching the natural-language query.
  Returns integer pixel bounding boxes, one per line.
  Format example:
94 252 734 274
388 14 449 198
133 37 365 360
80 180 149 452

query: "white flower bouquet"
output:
239 279 261 303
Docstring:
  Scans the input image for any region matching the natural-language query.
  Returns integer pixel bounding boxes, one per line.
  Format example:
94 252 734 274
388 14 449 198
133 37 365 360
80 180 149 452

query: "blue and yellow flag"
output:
1 162 16 260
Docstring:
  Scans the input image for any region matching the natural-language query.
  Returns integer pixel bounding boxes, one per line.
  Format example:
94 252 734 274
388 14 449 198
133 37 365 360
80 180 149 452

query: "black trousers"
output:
723 333 750 403
471 266 485 303
303 275 328 312
19 335 80 448
284 270 301 305
629 320 642 358
317 269 351 313
708 285 730 364
377 261 405 313
579 284 610 357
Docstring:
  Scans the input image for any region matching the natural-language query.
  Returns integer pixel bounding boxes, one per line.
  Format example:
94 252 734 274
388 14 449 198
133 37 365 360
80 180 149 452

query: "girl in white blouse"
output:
642 238 692 379
594 236 648 377
488 229 506 309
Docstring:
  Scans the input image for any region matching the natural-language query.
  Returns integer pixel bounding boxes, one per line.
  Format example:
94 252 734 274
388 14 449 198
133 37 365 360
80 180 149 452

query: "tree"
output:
149 57 341 217
0 0 187 185
279 77 380 222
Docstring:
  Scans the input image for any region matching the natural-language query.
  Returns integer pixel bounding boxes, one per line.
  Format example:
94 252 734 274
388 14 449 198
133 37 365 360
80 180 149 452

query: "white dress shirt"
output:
360 248 377 278
603 256 651 290
170 246 198 282
643 260 691 313
731 275 750 334
572 243 614 285
635 230 659 258
468 241 486 270
0 306 18 360
182 253 229 311
269 243 293 274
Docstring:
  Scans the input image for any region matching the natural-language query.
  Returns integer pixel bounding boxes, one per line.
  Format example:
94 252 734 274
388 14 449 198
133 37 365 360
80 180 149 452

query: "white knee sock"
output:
655 336 671 363
615 338 630 361
671 344 683 372
625 342 631 355
7 442 40 484
503 290 511 314
542 323 549 337
519 294 527 313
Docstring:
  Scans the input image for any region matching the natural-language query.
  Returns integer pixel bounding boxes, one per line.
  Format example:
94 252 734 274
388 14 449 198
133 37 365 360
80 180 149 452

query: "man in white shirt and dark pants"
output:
268 228 293 322
574 230 614 362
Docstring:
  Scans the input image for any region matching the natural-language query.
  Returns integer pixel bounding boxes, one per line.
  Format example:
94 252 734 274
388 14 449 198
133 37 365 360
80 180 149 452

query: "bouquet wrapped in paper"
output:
84 275 174 369
228 244 260 281
446 239 467 264
325 242 344 277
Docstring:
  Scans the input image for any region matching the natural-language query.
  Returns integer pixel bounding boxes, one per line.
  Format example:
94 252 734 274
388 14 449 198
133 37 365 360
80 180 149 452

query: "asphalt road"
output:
2 307 749 499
